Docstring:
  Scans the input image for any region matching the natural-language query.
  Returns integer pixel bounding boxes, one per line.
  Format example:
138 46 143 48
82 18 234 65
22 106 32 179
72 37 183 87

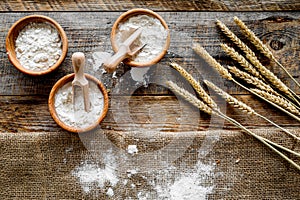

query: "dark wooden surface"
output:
0 0 299 11
1 11 299 133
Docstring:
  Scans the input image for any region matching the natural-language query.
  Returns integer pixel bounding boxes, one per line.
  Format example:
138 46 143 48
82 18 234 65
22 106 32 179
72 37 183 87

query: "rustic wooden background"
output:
0 0 299 199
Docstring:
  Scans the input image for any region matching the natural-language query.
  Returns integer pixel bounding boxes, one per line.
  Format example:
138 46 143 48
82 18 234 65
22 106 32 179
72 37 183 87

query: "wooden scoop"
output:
103 28 145 73
72 52 90 112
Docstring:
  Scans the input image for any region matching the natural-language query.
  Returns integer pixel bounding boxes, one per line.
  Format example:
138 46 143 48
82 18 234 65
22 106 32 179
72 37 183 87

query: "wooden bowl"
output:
110 8 170 67
6 15 68 76
48 73 109 133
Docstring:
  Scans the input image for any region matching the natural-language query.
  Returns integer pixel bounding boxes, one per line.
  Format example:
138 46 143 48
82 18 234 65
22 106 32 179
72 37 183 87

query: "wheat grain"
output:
251 88 300 115
222 42 290 96
206 80 300 140
204 80 255 114
216 19 257 59
228 66 279 96
170 62 218 109
167 82 300 169
193 43 233 80
166 81 213 115
221 43 264 80
233 16 300 89
233 16 274 60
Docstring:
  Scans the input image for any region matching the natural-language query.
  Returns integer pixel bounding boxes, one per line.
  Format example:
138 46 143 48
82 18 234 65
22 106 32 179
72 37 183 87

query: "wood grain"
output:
0 0 299 11
1 12 299 96
0 95 298 133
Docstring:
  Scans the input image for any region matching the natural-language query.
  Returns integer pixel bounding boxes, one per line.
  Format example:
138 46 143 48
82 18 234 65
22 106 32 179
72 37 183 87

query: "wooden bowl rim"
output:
48 73 109 133
6 14 68 76
110 8 170 67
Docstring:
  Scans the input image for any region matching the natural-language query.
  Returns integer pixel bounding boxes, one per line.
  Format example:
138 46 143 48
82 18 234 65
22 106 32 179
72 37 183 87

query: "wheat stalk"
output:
193 43 233 80
205 80 300 140
228 66 279 96
231 71 300 111
168 80 300 170
251 88 300 116
166 81 212 115
221 43 264 80
222 113 300 170
169 62 218 109
216 19 256 58
233 16 300 89
221 43 299 106
193 43 300 122
204 80 254 114
233 16 274 60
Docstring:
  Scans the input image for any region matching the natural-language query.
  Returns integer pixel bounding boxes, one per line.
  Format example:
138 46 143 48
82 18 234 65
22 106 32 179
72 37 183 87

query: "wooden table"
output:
1 1 299 199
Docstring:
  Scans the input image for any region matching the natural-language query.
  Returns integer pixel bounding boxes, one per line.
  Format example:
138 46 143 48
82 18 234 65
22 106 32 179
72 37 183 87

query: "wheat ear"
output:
166 81 212 115
221 43 264 80
234 16 300 89
193 44 300 122
216 19 256 58
233 16 273 60
220 34 289 95
193 43 233 80
169 62 218 109
205 80 300 140
204 80 254 114
228 66 279 96
169 80 300 169
251 88 300 116
222 43 299 106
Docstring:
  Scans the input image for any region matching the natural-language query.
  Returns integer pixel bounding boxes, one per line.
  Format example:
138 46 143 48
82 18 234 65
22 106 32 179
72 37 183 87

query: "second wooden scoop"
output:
72 52 90 112
103 28 145 73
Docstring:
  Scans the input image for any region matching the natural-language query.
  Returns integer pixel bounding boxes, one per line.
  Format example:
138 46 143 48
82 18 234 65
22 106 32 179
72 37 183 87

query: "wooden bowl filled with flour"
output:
6 15 68 76
48 74 109 133
110 8 170 67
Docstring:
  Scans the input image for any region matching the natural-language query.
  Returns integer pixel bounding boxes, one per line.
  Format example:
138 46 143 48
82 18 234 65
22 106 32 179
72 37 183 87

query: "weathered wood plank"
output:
0 95 298 133
1 12 299 96
0 0 299 11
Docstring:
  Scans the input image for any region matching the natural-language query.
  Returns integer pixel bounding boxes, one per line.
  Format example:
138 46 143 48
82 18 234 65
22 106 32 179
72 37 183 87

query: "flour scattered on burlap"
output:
72 150 119 195
148 161 215 200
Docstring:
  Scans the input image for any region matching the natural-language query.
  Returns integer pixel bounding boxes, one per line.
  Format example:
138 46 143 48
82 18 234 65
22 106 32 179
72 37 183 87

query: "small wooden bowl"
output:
6 15 68 76
110 8 170 67
48 74 109 133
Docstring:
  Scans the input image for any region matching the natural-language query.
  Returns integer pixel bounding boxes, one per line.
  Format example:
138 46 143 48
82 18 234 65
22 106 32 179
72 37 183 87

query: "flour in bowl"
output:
115 14 168 63
15 22 62 71
54 81 104 129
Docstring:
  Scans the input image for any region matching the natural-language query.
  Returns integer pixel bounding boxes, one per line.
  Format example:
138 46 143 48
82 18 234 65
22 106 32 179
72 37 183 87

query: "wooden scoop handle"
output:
72 52 86 84
103 45 128 73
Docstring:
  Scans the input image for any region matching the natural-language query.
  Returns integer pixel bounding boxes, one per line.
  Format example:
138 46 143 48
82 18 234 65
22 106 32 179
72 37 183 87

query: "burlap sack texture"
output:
0 129 299 199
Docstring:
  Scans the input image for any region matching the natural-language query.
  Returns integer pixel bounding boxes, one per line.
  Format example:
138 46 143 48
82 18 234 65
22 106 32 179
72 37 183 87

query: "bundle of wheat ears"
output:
167 17 300 170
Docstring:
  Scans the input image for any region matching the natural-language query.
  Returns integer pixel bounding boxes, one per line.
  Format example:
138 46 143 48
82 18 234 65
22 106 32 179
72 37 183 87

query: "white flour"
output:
72 150 119 195
127 145 138 155
115 14 168 63
54 81 104 129
15 22 62 71
149 162 215 200
130 67 150 83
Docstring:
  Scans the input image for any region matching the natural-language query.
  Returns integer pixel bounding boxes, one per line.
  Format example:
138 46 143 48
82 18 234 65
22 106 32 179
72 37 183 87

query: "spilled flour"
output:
54 81 104 129
115 14 168 63
150 161 215 200
72 150 119 194
130 67 150 83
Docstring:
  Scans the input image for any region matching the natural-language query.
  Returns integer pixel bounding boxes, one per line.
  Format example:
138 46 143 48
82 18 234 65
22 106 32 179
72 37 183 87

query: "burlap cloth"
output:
0 128 299 199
